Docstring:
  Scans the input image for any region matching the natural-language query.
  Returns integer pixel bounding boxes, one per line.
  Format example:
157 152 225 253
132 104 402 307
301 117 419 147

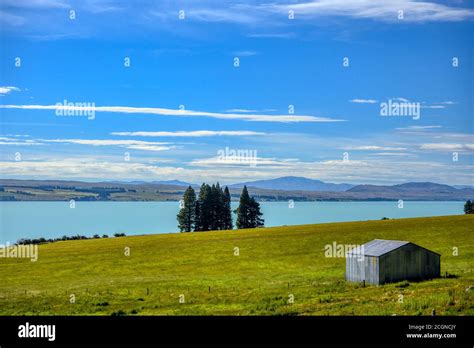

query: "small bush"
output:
396 281 410 288
96 301 109 307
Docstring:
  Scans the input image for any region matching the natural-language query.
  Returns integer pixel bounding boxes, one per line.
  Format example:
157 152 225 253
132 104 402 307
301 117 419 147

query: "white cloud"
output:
268 0 474 22
1 156 473 185
0 141 44 146
110 130 265 137
349 99 378 104
0 136 42 145
43 138 175 151
1 0 69 9
0 137 177 152
184 6 261 25
0 86 21 95
421 105 445 109
233 50 258 57
125 145 175 152
189 156 297 168
393 97 409 102
0 104 344 123
369 152 415 157
419 143 474 152
343 145 407 151
248 32 295 39
225 109 258 113
396 125 442 130
435 101 457 105
44 139 169 146
0 159 185 180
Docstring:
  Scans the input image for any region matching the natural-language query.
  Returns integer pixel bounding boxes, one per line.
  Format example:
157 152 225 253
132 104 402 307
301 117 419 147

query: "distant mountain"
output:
1 179 473 201
349 182 461 194
230 176 354 192
348 182 474 200
110 180 194 187
453 185 474 190
150 180 194 187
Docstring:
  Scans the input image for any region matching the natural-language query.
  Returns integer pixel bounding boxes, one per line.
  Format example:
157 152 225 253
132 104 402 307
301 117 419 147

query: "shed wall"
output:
346 255 379 284
379 244 440 284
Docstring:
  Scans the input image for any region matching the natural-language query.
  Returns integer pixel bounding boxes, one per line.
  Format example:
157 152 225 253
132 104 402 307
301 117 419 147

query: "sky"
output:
0 0 473 185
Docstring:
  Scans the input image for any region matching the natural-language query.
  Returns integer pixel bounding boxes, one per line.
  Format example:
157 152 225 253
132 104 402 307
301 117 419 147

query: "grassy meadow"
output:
0 215 472 315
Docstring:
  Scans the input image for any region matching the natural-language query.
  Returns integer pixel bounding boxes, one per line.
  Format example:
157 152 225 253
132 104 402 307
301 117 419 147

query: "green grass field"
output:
0 215 472 315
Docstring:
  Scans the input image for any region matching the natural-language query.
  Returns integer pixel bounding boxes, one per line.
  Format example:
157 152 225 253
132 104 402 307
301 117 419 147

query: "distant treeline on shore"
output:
15 233 127 246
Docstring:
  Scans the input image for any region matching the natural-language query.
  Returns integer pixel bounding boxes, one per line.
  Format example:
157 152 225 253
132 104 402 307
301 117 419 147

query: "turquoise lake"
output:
0 201 465 244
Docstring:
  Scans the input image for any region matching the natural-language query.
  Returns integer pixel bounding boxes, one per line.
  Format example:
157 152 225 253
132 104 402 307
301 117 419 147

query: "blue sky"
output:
0 0 473 185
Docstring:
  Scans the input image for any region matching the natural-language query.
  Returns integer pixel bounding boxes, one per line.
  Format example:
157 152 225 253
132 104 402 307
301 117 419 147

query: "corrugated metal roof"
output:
347 239 410 257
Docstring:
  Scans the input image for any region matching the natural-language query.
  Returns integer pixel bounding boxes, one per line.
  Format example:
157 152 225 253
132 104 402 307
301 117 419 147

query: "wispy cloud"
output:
0 141 43 146
225 109 258 113
267 0 474 23
0 104 345 123
343 145 407 151
0 158 185 180
0 136 42 145
181 6 261 25
1 155 473 185
393 97 409 102
435 101 457 105
43 138 175 152
233 50 258 57
2 0 471 44
1 0 69 9
0 136 177 152
420 143 474 152
225 108 278 113
349 99 378 104
369 152 415 157
421 105 445 109
0 86 21 95
396 125 442 130
189 156 298 168
247 32 295 39
111 130 265 137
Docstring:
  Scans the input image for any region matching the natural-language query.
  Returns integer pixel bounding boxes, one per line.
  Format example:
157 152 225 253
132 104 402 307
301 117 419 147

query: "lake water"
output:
0 201 465 244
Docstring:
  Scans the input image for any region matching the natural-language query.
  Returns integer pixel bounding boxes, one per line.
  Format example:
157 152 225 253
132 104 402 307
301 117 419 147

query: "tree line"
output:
177 184 264 232
464 200 473 214
16 233 126 246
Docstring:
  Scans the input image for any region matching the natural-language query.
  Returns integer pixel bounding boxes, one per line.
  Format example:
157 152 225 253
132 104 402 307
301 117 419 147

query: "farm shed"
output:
345 239 440 285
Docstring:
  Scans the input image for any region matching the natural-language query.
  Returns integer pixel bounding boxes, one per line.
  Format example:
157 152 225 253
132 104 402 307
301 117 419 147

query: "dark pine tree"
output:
223 186 233 230
236 186 264 229
196 183 212 231
248 196 264 228
209 184 221 230
464 200 473 214
236 186 251 229
216 182 226 230
176 186 196 232
194 199 202 231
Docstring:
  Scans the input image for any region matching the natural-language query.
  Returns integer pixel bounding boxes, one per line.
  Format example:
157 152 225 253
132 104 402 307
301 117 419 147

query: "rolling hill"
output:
1 179 473 201
230 176 354 192
0 215 472 315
